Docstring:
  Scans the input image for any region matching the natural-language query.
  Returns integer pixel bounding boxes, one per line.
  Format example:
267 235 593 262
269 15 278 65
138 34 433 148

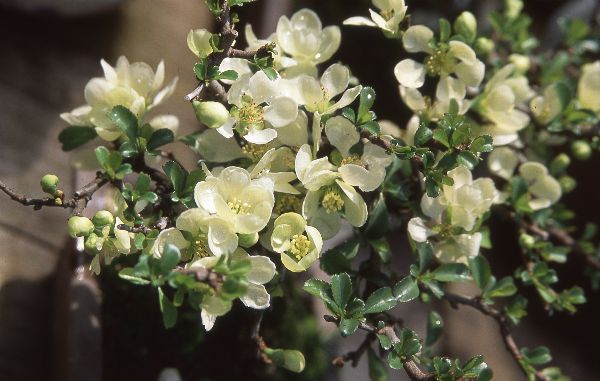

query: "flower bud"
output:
239 232 259 248
193 101 229 129
550 153 570 175
454 11 477 43
67 216 95 238
571 140 592 160
263 348 305 373
84 232 102 254
519 233 535 249
504 0 523 19
92 210 114 227
40 174 59 195
509 54 530 74
559 176 577 193
475 37 494 56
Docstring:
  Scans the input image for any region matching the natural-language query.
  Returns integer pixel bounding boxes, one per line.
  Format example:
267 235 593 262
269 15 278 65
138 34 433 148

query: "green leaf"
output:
439 18 452 42
360 120 381 135
486 276 517 298
320 239 360 275
216 69 239 81
345 298 366 318
369 238 391 263
431 263 470 282
158 287 177 329
417 243 434 273
469 256 492 291
368 347 389 381
160 244 181 274
163 161 187 195
393 276 419 303
118 268 150 285
470 135 493 153
364 195 389 239
303 279 330 297
414 125 433 146
193 62 207 80
377 334 393 350
394 328 422 358
457 150 479 169
425 311 443 346
331 273 353 311
522 346 552 365
58 126 97 151
95 146 111 170
339 318 360 337
358 87 376 123
432 128 450 148
364 287 397 314
108 105 138 142
387 352 403 369
147 128 175 151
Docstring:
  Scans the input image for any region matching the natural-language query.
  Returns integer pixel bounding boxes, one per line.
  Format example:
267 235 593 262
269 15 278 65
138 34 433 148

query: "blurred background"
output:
0 0 599 380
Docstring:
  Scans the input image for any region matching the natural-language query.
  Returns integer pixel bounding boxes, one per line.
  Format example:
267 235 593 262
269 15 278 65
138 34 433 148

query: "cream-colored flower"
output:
399 75 471 120
487 147 519 180
271 212 323 272
324 116 393 191
294 144 339 192
190 248 276 330
61 56 178 141
276 9 341 77
422 166 499 231
577 61 600 113
187 28 213 58
519 162 562 211
394 25 485 89
250 148 299 194
344 0 408 38
285 63 362 115
221 71 299 144
530 84 564 124
194 166 275 234
477 65 534 145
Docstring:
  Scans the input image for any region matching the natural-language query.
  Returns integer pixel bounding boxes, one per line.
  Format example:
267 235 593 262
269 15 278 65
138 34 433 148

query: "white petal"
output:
240 283 271 309
403 25 434 53
394 59 426 89
324 116 359 156
343 16 377 27
407 217 433 242
244 128 278 144
264 96 298 128
321 63 350 99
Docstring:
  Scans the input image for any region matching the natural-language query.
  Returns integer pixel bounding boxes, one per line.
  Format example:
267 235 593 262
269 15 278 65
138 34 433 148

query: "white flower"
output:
193 129 246 163
113 217 132 254
190 248 276 331
294 144 339 191
399 76 471 120
477 65 534 145
271 212 323 272
221 71 298 144
286 63 362 115
577 61 600 113
276 9 341 77
187 28 213 58
151 210 238 260
519 162 562 211
61 56 178 141
344 0 408 38
250 148 299 194
194 166 275 234
303 179 368 239
325 116 393 191
407 217 482 264
530 84 564 125
488 147 519 180
394 26 485 89
422 166 499 231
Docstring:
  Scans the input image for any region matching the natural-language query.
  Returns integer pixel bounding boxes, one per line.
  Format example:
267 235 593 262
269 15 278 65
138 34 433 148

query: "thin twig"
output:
332 333 375 368
323 315 435 381
441 292 549 381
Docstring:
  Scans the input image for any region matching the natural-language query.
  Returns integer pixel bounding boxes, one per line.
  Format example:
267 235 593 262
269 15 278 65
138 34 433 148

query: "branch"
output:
441 292 549 381
323 315 435 381
0 173 108 215
332 333 374 368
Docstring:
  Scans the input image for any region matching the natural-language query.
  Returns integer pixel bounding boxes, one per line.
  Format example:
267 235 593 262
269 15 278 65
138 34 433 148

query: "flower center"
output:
341 154 365 167
192 233 211 258
307 86 331 114
274 194 302 215
380 9 395 21
241 142 270 161
425 48 451 76
290 234 311 260
238 101 264 126
228 198 251 215
321 188 344 214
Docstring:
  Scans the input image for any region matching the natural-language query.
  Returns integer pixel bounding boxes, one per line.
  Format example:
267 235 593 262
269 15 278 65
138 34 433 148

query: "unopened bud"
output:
571 140 592 160
509 54 530 74
67 216 94 238
454 11 477 43
504 0 524 19
84 232 102 254
550 153 570 174
475 37 494 56
92 210 114 227
263 348 306 373
239 232 259 248
519 233 535 249
40 174 59 195
193 101 229 129
559 176 577 193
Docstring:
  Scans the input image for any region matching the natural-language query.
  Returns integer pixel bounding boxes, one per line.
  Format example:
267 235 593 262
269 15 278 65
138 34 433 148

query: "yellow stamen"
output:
228 198 251 215
290 234 311 261
321 188 344 214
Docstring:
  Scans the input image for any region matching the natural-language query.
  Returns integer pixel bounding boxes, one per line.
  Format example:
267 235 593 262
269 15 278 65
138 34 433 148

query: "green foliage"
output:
58 126 97 151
